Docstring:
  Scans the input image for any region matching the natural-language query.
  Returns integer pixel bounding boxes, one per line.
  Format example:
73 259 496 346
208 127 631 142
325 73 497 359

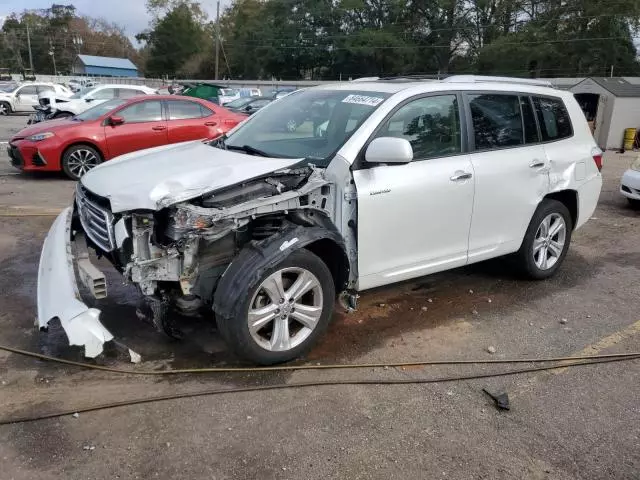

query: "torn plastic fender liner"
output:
37 207 139 362
213 225 348 321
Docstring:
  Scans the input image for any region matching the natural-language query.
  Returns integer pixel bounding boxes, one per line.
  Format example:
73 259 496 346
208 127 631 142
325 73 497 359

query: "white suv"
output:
0 82 72 115
37 76 602 364
44 84 157 118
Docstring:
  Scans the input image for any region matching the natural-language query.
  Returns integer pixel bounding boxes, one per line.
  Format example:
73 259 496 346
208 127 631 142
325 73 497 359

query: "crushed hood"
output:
80 141 302 213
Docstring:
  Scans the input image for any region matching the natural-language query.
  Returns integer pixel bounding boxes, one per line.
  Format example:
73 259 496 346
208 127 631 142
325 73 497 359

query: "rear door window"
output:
167 100 205 120
533 97 573 141
468 93 523 150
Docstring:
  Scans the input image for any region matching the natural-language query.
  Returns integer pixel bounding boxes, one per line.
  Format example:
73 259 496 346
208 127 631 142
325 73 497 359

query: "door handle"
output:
152 125 167 131
529 160 546 168
450 171 473 182
204 121 218 127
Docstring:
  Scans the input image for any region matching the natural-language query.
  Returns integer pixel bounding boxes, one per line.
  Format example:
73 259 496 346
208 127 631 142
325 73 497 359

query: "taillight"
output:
591 148 603 171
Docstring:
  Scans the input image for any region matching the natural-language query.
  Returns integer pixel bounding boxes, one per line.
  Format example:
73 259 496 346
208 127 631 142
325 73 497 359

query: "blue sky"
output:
0 0 226 42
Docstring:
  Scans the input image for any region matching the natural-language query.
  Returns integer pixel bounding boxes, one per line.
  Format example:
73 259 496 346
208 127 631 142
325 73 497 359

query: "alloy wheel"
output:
248 267 324 352
66 149 99 178
532 213 566 270
286 119 298 132
0 104 8 115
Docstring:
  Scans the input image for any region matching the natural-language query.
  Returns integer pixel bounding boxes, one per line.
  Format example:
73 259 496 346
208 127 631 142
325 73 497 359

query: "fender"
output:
213 225 348 320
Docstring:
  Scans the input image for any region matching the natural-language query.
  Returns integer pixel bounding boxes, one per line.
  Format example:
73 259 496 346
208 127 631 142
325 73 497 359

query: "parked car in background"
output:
225 96 272 115
68 78 98 93
218 88 239 105
39 84 157 120
0 82 72 115
620 156 640 208
36 76 602 364
9 95 245 180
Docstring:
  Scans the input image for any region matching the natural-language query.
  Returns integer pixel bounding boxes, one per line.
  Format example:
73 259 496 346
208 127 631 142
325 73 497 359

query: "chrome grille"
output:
75 185 115 252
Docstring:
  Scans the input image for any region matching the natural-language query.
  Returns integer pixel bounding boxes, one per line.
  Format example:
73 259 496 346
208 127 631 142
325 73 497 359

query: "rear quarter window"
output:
533 97 573 141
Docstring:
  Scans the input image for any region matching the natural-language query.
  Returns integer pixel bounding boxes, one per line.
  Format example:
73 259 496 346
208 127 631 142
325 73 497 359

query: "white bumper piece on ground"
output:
620 169 640 201
37 207 139 362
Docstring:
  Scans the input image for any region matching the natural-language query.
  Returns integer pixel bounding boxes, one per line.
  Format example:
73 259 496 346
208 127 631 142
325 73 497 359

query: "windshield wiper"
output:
226 144 270 157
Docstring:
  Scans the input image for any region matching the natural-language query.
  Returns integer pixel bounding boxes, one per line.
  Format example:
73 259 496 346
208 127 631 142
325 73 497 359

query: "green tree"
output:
138 2 206 77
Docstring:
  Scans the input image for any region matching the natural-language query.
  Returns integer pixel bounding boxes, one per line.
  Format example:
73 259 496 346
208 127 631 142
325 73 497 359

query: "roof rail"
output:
442 75 553 87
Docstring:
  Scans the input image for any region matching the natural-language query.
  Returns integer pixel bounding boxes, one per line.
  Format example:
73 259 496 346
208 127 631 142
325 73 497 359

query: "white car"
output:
37 76 602 364
44 84 157 119
620 156 640 208
0 82 72 115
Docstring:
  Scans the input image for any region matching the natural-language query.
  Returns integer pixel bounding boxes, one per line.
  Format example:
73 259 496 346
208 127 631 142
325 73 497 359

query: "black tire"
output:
514 199 573 280
54 112 73 119
0 101 11 116
215 249 335 365
628 198 640 210
61 144 102 180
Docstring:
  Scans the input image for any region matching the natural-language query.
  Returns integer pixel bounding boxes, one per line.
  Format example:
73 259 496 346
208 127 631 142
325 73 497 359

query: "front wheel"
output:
0 101 11 116
514 199 573 280
628 198 640 209
215 249 335 364
61 145 102 180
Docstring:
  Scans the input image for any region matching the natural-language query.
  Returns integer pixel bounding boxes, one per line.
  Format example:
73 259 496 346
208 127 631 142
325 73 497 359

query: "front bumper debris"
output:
37 207 140 362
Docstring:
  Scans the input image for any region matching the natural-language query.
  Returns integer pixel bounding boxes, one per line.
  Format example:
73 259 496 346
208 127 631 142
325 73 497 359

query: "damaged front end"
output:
37 164 350 359
36 207 140 362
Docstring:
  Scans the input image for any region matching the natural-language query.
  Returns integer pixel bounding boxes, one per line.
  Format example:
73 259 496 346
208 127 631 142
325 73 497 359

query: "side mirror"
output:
365 137 413 164
85 97 94 103
244 105 252 111
109 115 124 126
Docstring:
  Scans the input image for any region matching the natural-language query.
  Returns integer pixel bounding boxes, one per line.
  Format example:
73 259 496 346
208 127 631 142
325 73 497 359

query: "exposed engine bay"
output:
75 164 351 335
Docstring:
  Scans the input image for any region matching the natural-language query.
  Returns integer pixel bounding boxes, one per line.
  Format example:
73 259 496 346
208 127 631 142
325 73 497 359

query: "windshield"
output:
70 86 98 99
223 89 390 165
75 98 127 121
0 84 18 93
225 96 256 108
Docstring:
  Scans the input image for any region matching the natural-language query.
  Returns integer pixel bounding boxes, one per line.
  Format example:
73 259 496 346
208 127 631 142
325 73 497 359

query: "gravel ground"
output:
0 113 638 480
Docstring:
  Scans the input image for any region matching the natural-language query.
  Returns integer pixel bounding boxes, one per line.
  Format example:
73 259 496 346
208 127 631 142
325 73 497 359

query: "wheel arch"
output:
213 225 349 321
61 141 105 165
544 189 578 230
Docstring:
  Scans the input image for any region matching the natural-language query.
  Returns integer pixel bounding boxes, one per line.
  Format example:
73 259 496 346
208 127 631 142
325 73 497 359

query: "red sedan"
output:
8 95 246 180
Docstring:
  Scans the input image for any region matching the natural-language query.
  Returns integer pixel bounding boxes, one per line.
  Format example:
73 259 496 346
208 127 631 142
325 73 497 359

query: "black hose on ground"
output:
0 345 638 425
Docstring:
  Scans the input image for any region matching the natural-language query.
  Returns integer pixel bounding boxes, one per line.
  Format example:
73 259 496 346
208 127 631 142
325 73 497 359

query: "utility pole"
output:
610 65 614 78
214 0 220 80
26 22 34 72
49 40 57 76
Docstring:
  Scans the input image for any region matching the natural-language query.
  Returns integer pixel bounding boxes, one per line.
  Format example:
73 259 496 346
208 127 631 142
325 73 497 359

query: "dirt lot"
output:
0 114 639 480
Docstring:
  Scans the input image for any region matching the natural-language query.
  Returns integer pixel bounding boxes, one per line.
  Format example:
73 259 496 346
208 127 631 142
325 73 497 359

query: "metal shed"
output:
570 77 640 149
72 55 139 78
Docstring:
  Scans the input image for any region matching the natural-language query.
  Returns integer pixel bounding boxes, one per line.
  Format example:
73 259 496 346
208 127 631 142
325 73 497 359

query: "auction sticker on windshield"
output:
342 94 385 107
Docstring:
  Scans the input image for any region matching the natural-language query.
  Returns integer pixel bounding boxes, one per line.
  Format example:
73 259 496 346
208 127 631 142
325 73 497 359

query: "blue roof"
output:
76 55 138 71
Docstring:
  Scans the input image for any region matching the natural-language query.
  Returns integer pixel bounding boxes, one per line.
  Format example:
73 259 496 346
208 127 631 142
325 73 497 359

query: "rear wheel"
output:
0 101 11 116
515 199 573 280
215 249 335 365
61 145 102 180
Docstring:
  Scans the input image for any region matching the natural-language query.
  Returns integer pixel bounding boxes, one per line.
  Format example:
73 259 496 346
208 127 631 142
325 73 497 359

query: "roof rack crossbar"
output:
441 75 553 87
